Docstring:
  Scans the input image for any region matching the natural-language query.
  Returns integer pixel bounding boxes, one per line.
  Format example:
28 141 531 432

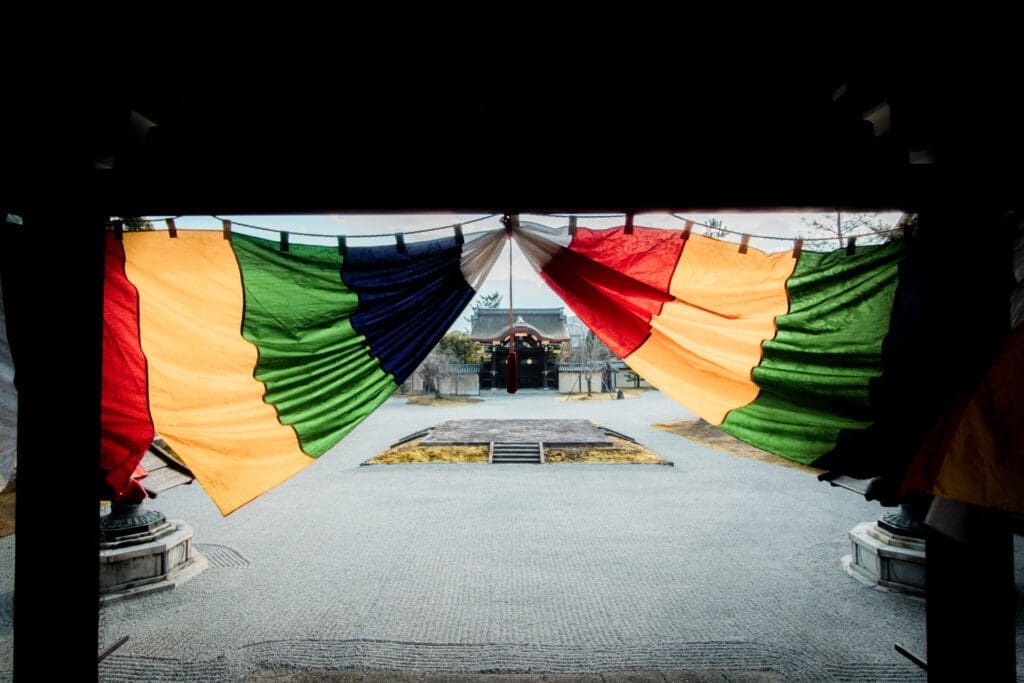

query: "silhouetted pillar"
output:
3 209 104 680
925 499 1015 681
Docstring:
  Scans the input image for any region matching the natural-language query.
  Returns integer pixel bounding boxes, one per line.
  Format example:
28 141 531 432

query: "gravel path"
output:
4 390 1021 680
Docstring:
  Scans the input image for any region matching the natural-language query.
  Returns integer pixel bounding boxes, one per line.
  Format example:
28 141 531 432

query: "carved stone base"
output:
845 521 926 595
99 519 207 604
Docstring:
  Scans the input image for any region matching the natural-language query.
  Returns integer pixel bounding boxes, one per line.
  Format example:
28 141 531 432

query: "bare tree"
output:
413 348 457 398
702 217 729 239
799 212 904 248
566 318 612 396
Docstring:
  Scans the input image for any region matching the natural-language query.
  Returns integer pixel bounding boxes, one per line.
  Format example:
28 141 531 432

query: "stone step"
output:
489 442 543 464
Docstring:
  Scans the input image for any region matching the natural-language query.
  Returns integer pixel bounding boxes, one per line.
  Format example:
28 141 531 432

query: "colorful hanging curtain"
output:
94 219 1018 517
900 324 1024 514
102 228 505 514
514 220 1020 513
513 221 908 467
899 224 1024 514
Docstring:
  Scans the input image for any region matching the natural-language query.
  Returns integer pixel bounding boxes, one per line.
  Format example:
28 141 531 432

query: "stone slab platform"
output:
422 419 613 446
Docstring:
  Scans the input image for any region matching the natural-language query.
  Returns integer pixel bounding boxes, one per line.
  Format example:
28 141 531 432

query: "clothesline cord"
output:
544 212 906 243
110 214 498 239
668 213 905 242
211 213 498 238
109 212 905 244
549 213 627 219
110 214 183 223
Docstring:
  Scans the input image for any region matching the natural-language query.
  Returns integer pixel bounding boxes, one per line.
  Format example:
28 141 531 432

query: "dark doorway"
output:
487 343 552 390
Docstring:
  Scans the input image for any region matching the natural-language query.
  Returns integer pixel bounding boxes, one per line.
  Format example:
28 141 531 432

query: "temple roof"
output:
469 308 570 344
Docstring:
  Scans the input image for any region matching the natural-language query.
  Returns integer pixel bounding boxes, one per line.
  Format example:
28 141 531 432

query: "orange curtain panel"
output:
102 228 504 513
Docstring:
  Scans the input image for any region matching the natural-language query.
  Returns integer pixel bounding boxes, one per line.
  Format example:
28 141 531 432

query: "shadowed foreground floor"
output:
3 391 1019 680
243 668 785 681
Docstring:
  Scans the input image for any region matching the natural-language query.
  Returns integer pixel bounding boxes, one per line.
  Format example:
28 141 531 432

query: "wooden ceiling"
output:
3 61 1019 215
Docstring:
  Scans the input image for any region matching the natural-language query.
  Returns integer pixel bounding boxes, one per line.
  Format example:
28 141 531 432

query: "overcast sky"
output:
165 211 904 332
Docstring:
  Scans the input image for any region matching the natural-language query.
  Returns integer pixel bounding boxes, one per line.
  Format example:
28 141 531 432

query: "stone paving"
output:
423 419 612 446
1 389 1022 680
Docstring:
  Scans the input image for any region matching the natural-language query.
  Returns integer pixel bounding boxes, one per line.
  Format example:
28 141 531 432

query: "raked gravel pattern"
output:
2 390 1022 680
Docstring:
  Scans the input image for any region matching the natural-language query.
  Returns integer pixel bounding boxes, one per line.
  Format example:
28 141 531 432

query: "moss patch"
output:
405 395 484 407
367 439 489 464
544 436 666 463
652 418 822 475
367 436 667 464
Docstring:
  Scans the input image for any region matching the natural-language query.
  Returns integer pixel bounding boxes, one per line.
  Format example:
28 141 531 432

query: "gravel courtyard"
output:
3 389 1021 680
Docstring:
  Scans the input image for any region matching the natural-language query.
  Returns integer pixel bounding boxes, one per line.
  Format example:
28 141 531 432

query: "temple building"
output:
468 308 570 390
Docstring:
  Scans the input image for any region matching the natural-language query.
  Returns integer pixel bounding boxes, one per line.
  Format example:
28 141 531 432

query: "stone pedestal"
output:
99 504 207 604
846 521 926 595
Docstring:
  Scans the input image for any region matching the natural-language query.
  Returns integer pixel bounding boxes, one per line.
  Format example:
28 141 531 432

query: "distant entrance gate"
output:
469 308 569 391
485 344 552 390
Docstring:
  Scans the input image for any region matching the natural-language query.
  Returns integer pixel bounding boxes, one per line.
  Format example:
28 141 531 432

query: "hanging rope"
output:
211 214 497 239
669 213 906 243
109 212 906 246
504 214 519 394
